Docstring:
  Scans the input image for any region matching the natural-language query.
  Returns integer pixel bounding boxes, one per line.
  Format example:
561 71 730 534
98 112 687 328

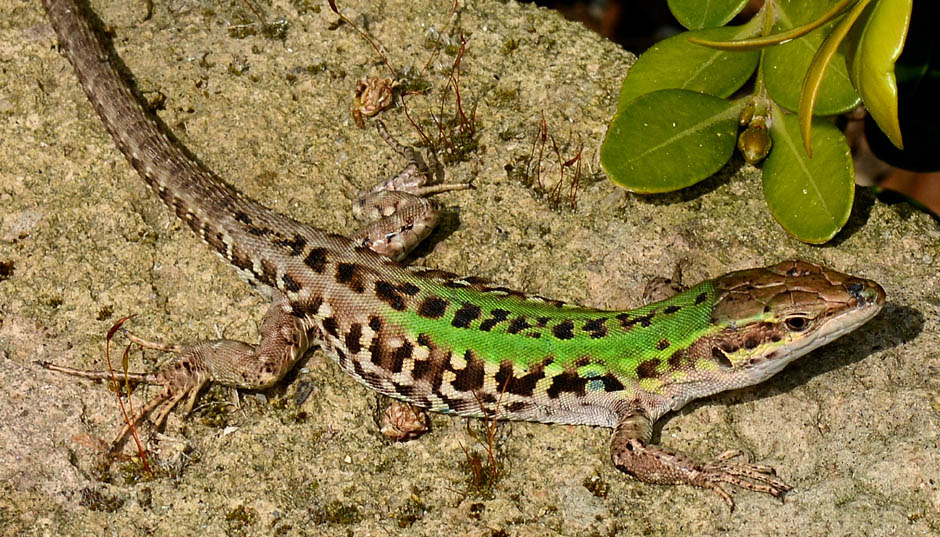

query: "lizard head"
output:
699 260 885 387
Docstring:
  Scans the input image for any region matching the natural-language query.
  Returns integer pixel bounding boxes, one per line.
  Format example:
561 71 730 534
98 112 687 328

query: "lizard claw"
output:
696 451 792 510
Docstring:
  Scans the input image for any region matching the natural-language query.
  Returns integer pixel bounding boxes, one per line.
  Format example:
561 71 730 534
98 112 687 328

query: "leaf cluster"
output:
601 0 918 243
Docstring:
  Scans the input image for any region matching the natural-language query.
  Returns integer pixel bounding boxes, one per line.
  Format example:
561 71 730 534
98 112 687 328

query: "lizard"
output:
38 0 885 509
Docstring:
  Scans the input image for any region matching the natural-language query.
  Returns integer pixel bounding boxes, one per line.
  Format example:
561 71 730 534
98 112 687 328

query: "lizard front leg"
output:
610 406 792 510
641 258 688 303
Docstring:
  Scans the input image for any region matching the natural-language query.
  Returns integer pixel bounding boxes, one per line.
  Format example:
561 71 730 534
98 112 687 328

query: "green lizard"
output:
39 0 885 509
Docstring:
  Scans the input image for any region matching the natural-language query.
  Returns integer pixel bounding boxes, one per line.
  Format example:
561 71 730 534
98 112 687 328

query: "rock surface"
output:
1 0 937 535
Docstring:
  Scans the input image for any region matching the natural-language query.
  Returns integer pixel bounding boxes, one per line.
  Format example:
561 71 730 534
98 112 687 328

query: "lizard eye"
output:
785 316 810 332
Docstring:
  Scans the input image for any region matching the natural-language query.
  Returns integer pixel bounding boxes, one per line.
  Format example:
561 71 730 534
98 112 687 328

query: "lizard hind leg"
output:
37 299 304 454
351 120 471 261
38 333 235 452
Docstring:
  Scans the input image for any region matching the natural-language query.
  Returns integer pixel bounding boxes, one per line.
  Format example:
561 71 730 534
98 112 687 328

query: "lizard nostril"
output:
846 282 864 301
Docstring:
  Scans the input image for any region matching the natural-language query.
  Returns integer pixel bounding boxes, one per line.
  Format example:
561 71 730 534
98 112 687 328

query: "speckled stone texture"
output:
0 0 937 535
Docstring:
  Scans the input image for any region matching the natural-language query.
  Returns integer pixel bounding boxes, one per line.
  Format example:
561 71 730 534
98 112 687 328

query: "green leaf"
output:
845 0 912 149
763 106 854 243
775 0 844 27
797 0 872 155
667 0 747 30
763 20 860 115
602 90 740 193
618 20 761 109
689 0 853 50
865 0 940 171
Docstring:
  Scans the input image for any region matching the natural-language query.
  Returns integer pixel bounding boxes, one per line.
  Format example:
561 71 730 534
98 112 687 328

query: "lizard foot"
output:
351 120 471 261
37 332 232 452
693 449 792 510
376 399 430 442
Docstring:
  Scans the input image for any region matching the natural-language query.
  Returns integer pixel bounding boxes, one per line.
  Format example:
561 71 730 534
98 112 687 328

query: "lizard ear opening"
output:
710 347 734 368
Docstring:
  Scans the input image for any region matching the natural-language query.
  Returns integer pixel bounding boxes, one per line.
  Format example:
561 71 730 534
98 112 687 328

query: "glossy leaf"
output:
667 0 747 30
618 20 761 109
775 0 844 27
763 107 854 243
763 20 860 115
690 0 853 50
602 90 740 193
845 0 912 149
798 0 872 155
865 0 940 171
